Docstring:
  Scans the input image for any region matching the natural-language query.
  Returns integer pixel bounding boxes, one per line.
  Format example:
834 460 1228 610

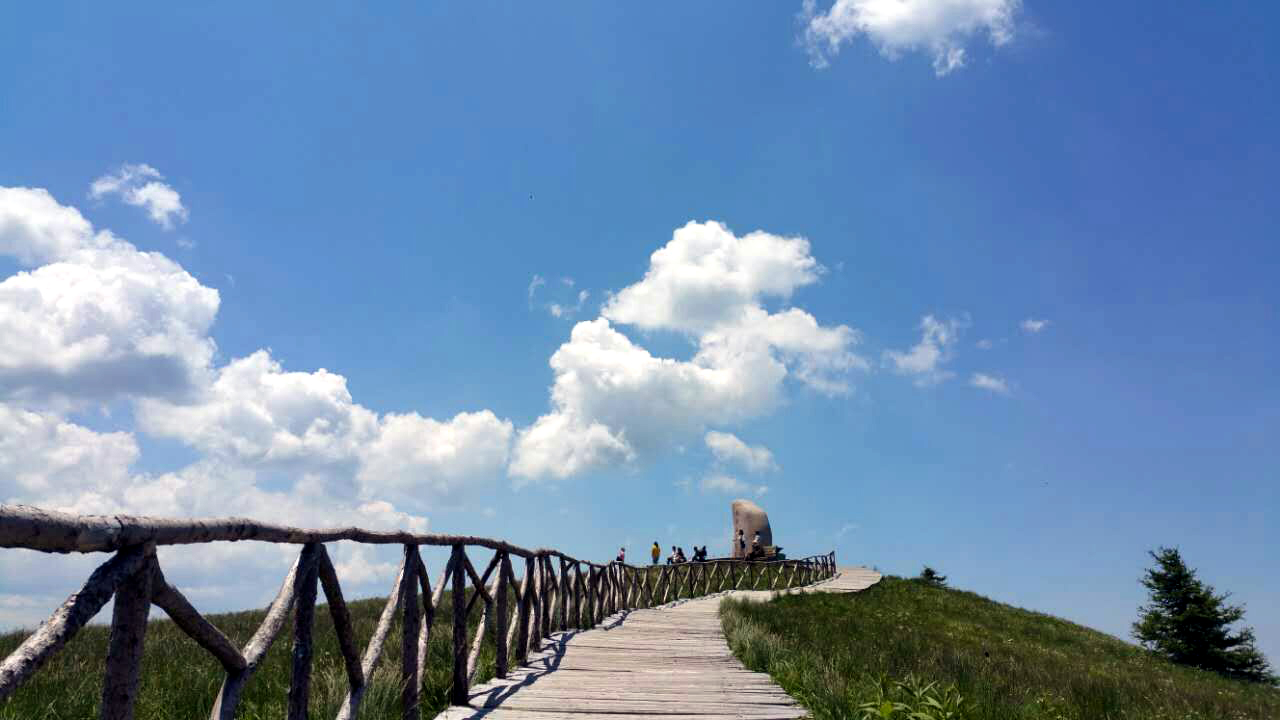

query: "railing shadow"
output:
467 629 577 708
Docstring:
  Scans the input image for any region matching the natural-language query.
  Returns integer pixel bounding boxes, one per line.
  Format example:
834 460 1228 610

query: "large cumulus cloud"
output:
511 221 866 482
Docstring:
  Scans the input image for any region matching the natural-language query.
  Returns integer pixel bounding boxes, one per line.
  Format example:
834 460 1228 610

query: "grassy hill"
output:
721 576 1280 720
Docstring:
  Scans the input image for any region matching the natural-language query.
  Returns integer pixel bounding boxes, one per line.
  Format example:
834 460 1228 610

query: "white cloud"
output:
1020 318 1049 334
0 404 139 508
602 220 824 334
835 522 859 540
136 350 515 512
976 338 993 350
135 350 378 469
801 0 1020 75
0 187 218 405
705 430 777 474
509 410 633 483
970 372 1011 395
700 473 769 498
358 410 513 504
89 163 189 229
512 221 864 482
883 314 966 386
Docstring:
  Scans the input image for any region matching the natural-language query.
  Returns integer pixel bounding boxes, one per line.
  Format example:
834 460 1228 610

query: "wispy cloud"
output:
529 275 590 318
527 274 546 304
700 473 769 498
1020 318 1049 334
970 372 1011 395
549 289 590 318
89 163 188 229
883 314 967 386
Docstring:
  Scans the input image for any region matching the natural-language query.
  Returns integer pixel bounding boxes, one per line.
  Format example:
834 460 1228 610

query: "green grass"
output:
721 576 1280 720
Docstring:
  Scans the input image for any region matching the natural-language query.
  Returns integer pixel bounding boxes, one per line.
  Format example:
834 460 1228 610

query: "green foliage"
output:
918 566 947 588
1133 547 1275 684
855 675 967 719
720 576 1280 720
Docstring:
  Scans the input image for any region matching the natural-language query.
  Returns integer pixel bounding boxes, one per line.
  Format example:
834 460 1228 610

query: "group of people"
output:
611 531 765 567
630 542 709 565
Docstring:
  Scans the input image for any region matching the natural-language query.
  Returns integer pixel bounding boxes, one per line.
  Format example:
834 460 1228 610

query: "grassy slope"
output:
721 577 1280 720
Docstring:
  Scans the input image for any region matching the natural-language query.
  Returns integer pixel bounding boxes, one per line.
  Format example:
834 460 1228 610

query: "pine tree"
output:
1133 547 1275 684
918 565 947 588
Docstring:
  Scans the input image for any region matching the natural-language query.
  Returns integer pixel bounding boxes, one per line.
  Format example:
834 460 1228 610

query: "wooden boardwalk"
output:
439 567 881 720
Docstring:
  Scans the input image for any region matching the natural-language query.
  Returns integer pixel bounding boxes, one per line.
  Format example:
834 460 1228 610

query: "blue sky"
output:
1 2 1277 661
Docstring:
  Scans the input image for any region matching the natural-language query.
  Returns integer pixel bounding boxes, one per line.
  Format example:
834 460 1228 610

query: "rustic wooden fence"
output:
0 504 837 719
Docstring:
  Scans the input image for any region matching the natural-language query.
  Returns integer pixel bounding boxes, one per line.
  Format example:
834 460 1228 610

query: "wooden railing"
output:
0 504 837 719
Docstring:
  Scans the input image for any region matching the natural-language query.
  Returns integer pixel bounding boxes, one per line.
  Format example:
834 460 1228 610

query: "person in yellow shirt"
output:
650 541 661 565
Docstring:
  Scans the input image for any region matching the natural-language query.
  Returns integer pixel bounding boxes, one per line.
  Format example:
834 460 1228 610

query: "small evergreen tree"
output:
1133 547 1275 683
918 566 947 588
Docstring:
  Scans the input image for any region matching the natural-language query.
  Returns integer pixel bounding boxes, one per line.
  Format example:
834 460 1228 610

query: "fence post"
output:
495 553 510 679
99 544 155 720
287 543 320 720
517 556 535 662
539 556 551 641
399 545 422 720
449 545 468 706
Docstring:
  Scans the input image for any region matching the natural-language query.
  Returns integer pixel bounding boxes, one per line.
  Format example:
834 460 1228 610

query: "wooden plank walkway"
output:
438 566 881 720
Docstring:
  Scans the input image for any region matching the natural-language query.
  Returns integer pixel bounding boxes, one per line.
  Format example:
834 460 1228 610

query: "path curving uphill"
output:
439 566 882 720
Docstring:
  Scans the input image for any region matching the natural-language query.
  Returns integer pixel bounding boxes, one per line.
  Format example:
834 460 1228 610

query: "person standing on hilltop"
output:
616 547 626 564
651 540 661 565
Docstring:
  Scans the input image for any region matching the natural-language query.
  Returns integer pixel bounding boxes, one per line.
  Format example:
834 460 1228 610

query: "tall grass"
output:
721 576 1280 720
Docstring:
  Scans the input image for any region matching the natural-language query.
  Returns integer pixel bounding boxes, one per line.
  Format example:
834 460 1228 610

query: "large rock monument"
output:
730 498 773 558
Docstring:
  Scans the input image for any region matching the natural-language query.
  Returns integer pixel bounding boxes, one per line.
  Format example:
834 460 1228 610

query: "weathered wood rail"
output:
0 504 837 719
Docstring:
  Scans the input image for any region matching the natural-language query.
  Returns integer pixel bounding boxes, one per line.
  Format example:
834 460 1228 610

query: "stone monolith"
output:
730 499 772 558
